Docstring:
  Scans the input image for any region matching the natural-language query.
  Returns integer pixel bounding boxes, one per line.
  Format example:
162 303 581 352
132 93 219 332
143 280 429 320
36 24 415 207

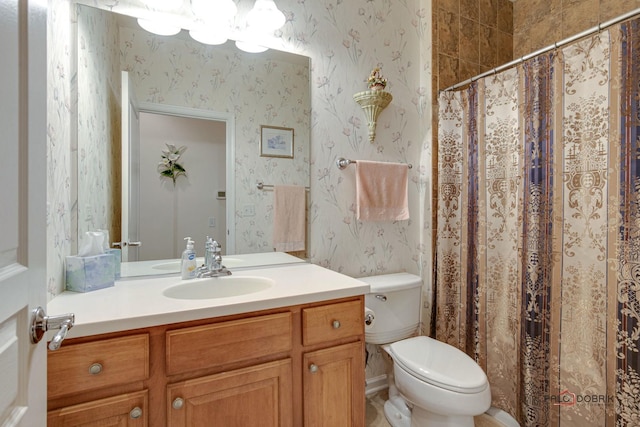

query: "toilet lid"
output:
388 336 488 394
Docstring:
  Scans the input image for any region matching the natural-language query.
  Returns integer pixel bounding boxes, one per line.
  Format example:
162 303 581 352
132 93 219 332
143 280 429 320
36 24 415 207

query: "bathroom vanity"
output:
46 262 369 426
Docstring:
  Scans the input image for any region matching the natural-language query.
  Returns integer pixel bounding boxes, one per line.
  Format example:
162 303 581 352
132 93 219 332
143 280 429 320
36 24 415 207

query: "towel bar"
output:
336 157 412 170
256 182 310 191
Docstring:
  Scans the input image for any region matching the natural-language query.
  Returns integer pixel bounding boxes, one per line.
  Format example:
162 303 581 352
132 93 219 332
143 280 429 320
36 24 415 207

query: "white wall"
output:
138 113 226 260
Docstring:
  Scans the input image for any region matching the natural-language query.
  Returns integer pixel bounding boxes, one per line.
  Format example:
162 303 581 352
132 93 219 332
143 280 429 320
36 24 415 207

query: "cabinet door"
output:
303 342 365 427
47 390 148 427
167 359 293 427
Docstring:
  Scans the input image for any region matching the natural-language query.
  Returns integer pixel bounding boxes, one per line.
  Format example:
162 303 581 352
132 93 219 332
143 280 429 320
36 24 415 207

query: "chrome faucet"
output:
197 237 231 277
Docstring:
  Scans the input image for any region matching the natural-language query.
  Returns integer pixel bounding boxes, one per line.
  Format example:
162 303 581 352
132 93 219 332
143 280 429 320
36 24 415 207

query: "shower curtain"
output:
436 18 640 427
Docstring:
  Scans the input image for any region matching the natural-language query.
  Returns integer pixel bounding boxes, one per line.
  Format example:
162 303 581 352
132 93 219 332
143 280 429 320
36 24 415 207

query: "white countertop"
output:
48 262 369 339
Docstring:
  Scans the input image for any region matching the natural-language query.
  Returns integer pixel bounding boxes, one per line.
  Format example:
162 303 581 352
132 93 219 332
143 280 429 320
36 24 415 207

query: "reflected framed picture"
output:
260 125 294 158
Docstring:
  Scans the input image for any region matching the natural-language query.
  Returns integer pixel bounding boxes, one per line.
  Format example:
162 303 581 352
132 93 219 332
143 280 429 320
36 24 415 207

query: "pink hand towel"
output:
356 160 409 221
273 185 306 252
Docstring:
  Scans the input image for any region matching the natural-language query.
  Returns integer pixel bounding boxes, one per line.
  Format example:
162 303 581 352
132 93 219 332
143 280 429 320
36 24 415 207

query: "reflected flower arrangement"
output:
158 143 187 185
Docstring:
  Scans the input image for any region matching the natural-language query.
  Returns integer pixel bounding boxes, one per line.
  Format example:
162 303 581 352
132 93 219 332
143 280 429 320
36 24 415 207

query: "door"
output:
0 0 48 426
121 71 141 261
47 390 148 426
303 342 366 427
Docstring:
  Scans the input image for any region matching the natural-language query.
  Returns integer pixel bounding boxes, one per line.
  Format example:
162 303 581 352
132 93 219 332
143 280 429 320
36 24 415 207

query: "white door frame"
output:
120 70 141 262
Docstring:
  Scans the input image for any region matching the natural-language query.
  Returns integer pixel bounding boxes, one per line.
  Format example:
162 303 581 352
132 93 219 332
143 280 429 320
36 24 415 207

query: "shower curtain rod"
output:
442 7 640 92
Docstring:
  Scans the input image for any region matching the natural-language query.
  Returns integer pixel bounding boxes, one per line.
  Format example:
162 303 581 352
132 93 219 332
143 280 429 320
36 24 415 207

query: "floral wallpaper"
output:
47 0 433 381
47 0 73 299
76 4 121 245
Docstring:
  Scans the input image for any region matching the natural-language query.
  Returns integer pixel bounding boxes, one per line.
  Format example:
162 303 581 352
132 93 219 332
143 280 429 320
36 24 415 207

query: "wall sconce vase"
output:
353 90 392 143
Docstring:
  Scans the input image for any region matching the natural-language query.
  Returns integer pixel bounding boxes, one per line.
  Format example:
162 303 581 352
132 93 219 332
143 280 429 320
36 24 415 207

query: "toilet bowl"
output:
361 273 492 427
386 336 491 427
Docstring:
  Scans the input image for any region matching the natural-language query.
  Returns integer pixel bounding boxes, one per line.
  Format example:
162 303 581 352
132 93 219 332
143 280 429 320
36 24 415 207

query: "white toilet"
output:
361 273 492 427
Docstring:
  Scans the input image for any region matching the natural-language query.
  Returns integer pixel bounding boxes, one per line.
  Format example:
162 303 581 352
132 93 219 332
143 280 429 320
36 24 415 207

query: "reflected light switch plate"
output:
242 205 256 217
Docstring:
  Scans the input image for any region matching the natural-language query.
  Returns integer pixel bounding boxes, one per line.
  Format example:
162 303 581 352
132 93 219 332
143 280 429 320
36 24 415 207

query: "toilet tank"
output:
359 273 422 344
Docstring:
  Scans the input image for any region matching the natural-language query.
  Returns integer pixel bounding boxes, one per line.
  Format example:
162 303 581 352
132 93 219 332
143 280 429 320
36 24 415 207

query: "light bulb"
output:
246 0 285 32
149 0 183 11
137 18 182 36
189 29 228 46
235 40 268 53
191 0 237 18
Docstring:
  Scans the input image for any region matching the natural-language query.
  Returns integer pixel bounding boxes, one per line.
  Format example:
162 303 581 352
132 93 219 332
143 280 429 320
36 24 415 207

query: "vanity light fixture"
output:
138 0 284 52
137 17 182 36
246 0 286 33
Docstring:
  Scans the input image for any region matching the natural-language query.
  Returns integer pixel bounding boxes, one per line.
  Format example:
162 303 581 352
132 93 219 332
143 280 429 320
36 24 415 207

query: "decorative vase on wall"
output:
353 90 393 142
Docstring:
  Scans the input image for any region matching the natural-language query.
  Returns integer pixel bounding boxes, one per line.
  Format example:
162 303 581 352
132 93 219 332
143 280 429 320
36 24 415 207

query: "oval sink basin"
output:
163 276 274 300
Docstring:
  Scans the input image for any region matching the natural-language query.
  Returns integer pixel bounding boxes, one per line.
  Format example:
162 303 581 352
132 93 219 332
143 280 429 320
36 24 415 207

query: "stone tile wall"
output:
513 0 640 57
433 0 513 92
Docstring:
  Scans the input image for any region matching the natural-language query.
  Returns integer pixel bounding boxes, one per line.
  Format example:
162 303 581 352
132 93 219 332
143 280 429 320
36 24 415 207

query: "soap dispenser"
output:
181 237 197 280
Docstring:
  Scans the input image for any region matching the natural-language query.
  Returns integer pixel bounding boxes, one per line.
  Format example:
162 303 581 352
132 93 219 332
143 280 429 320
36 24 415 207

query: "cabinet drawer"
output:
302 300 363 346
48 334 149 399
166 312 292 376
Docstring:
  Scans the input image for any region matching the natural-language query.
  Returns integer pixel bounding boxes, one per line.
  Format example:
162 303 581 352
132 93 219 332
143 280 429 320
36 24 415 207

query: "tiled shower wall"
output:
513 0 640 58
433 0 514 92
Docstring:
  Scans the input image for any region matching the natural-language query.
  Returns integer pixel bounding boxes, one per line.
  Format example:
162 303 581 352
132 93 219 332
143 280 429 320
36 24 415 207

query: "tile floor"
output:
365 391 391 427
365 390 505 427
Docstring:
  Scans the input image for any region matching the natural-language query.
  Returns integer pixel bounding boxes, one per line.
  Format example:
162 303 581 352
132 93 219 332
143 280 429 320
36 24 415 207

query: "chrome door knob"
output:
129 407 143 419
172 397 184 410
30 306 75 350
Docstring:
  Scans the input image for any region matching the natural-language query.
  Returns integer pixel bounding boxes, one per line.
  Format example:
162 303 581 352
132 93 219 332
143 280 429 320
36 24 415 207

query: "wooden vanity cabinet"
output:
47 295 365 426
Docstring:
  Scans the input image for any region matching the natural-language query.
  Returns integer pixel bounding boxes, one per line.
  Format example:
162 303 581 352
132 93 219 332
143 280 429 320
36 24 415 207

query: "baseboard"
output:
365 374 388 396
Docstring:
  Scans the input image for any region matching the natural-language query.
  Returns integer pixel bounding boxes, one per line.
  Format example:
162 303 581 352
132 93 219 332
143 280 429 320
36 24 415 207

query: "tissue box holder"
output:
107 248 121 280
66 254 115 293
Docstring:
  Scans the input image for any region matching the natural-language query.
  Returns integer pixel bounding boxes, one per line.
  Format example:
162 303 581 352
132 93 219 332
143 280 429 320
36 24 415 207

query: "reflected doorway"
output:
136 112 227 261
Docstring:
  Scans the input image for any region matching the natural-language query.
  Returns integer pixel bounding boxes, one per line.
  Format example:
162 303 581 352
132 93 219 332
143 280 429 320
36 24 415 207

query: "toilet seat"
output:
387 336 488 394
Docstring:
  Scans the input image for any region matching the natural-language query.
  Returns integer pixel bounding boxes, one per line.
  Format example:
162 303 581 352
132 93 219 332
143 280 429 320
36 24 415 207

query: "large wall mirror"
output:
74 3 311 277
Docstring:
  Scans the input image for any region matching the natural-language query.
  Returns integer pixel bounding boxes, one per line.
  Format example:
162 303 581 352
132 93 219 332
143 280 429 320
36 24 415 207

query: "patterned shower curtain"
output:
436 18 640 427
